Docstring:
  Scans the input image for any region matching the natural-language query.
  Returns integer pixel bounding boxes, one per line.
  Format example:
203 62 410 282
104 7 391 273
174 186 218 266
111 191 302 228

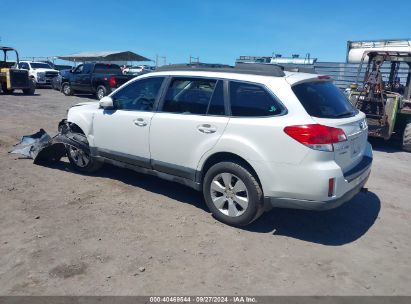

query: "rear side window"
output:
292 81 358 118
229 81 283 117
162 78 221 115
94 64 122 74
207 81 225 115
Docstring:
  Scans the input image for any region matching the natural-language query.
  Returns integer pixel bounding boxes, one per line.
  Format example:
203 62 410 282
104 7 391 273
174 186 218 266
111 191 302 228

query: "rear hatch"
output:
291 79 368 173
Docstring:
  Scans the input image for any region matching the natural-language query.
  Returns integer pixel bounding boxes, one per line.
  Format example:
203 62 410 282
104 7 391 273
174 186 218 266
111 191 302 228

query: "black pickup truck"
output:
61 63 135 99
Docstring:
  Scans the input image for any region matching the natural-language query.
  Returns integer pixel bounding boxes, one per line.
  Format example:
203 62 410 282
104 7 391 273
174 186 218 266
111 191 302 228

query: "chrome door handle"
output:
133 118 147 127
197 124 217 134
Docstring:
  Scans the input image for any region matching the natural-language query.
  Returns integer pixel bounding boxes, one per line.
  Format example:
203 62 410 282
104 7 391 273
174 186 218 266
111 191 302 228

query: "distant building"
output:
236 54 317 65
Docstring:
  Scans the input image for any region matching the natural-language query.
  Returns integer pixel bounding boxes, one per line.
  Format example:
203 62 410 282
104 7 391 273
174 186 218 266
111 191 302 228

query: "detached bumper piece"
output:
9 125 89 164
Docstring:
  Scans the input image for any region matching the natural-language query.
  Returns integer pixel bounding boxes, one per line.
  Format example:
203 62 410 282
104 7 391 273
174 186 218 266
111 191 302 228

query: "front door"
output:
92 76 165 168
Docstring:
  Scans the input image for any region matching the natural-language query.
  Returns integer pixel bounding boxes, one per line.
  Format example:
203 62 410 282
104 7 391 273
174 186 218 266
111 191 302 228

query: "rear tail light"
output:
284 124 347 152
109 76 117 88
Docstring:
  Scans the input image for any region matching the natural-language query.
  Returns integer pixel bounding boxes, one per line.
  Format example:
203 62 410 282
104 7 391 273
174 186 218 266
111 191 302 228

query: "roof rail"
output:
282 66 317 74
155 62 285 77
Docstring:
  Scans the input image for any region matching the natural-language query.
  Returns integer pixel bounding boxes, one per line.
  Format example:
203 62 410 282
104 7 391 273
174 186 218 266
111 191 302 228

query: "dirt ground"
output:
0 88 410 296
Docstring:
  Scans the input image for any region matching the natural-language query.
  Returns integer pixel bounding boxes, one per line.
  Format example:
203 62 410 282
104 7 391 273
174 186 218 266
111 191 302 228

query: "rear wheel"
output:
402 121 411 152
203 161 264 227
96 85 107 100
66 133 102 173
62 83 73 96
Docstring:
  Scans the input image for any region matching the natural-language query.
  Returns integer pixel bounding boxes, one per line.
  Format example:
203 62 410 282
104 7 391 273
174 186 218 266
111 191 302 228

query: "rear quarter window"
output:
229 81 283 117
292 81 358 118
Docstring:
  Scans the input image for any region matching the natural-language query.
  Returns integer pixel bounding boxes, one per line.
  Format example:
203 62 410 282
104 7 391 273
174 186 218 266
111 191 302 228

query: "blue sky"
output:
1 0 410 65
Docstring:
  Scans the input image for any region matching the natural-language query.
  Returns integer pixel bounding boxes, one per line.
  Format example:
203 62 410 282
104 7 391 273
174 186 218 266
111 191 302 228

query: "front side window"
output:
74 65 83 74
19 63 29 70
83 64 92 74
162 78 221 115
111 77 164 111
229 81 283 117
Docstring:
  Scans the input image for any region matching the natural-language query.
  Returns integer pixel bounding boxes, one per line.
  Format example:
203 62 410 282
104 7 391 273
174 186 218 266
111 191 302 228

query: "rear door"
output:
149 77 229 180
292 80 369 173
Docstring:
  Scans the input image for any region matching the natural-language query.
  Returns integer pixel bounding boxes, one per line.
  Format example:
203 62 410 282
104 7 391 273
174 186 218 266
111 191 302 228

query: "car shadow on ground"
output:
39 159 381 246
42 160 208 212
2 92 41 96
245 191 380 246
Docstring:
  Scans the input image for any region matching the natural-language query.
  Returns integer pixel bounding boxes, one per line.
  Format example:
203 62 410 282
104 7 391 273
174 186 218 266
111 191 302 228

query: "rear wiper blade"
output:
334 111 355 118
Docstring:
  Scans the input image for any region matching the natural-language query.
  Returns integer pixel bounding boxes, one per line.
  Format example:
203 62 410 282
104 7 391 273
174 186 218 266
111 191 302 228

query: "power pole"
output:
189 55 199 64
156 54 166 67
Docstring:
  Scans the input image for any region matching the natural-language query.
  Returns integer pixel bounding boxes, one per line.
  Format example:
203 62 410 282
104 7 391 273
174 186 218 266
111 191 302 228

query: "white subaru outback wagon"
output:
64 63 373 226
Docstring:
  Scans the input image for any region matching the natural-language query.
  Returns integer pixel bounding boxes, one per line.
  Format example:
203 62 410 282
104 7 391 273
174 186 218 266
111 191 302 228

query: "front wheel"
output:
22 79 36 95
402 121 411 152
66 133 103 173
62 83 73 96
203 161 264 227
1 83 14 94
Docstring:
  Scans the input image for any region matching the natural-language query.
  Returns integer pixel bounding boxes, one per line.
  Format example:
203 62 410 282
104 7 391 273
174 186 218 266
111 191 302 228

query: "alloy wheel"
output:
210 173 249 217
68 146 90 168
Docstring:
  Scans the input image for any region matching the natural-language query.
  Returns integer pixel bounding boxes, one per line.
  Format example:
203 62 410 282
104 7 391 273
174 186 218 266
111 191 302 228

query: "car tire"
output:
96 85 107 100
402 121 411 152
31 78 38 88
66 133 103 173
22 79 36 95
1 82 14 94
62 83 73 96
203 161 264 227
2 88 14 94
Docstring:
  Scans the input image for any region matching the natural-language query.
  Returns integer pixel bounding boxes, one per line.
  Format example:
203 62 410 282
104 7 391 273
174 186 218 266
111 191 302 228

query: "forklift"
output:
0 46 35 95
348 51 411 152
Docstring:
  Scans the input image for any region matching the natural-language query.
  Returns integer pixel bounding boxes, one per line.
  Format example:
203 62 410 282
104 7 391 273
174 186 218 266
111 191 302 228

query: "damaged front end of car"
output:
9 119 90 164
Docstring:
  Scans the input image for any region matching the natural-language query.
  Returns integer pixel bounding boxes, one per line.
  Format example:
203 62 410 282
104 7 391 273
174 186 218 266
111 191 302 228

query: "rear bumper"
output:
264 171 370 210
261 143 373 211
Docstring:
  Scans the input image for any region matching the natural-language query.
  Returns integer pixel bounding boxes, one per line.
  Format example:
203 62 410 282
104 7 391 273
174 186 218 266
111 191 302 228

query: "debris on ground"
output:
9 120 88 164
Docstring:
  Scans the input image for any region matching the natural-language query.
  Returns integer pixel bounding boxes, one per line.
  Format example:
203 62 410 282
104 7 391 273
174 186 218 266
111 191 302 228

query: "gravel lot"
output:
0 89 410 295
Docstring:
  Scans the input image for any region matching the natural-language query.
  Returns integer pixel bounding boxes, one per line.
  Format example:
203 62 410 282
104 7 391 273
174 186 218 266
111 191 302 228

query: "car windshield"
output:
30 63 52 69
292 81 358 118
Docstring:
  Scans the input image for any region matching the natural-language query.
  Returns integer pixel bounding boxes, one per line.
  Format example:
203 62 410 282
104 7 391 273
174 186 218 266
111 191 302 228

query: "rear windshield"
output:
292 81 358 118
93 64 122 74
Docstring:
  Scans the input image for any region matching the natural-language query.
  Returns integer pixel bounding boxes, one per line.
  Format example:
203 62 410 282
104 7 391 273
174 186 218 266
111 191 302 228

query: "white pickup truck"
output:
17 61 59 87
